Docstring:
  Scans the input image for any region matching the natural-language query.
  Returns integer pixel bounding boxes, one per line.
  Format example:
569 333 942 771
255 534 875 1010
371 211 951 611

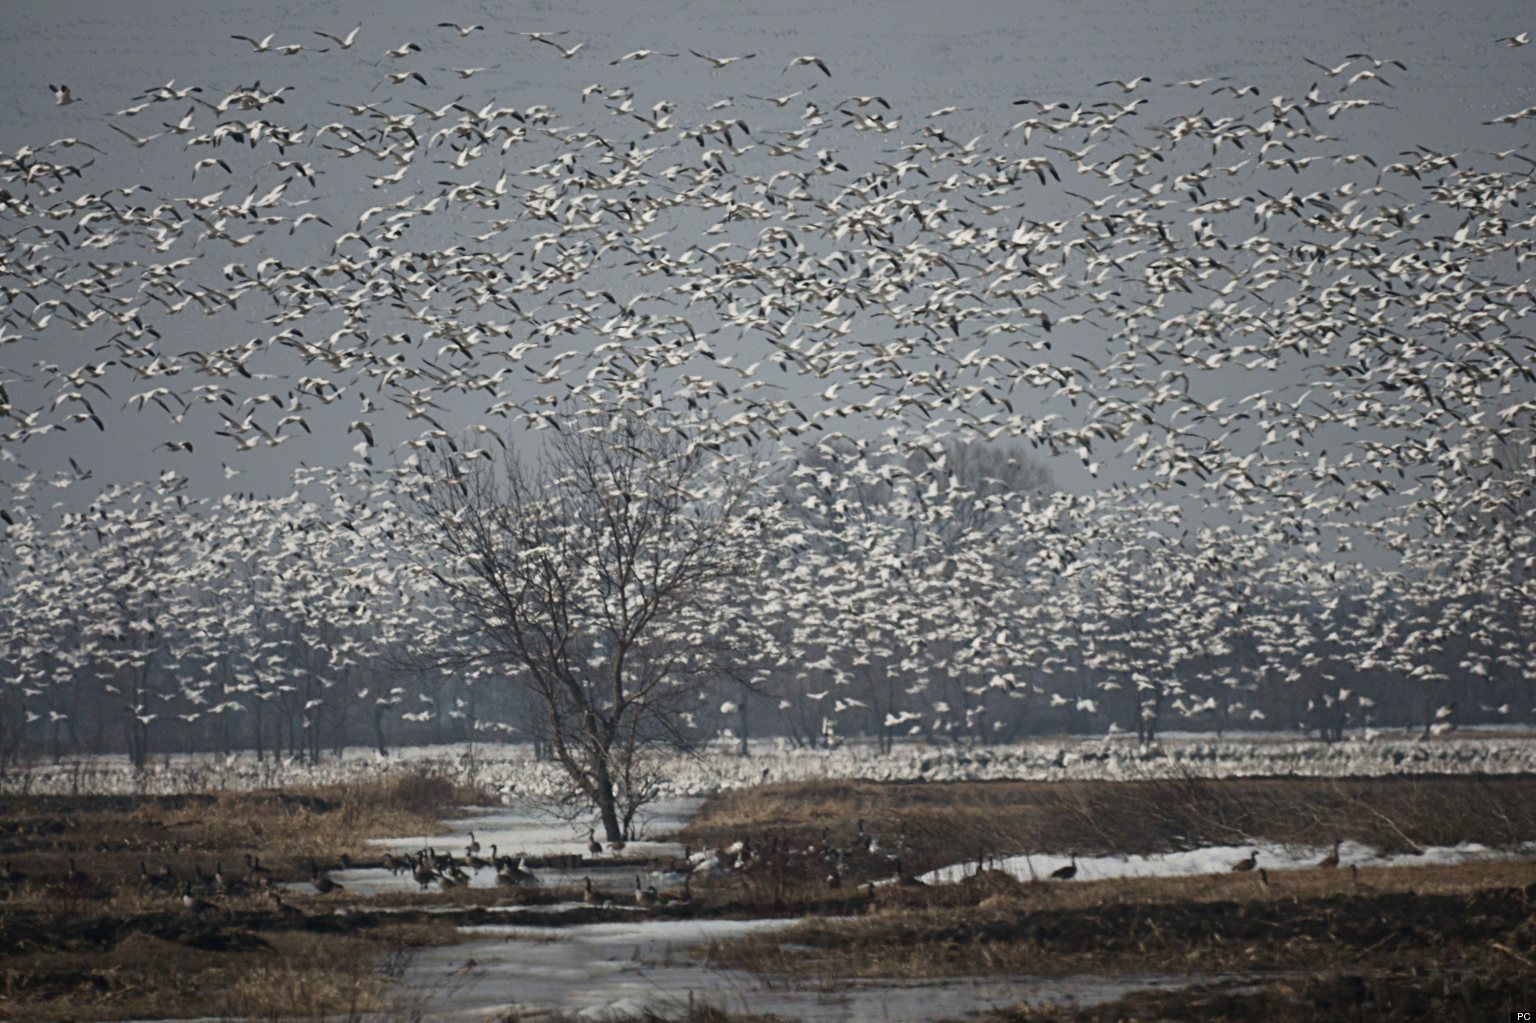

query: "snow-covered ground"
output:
6 733 1536 797
921 840 1536 886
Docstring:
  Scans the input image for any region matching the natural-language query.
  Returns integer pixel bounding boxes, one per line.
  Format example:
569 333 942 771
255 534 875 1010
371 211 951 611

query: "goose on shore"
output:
182 881 215 914
583 875 609 905
1050 853 1078 880
1231 850 1260 872
413 856 436 891
311 863 344 894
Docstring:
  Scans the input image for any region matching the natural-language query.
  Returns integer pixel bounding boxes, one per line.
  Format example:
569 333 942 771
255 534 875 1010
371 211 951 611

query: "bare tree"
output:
409 413 764 841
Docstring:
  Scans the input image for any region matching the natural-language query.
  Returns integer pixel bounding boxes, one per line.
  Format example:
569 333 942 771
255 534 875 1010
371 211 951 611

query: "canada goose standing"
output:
893 857 926 887
1318 840 1341 868
587 828 603 857
658 873 693 906
182 881 214 914
269 890 304 922
1051 853 1078 880
634 875 657 907
214 861 244 895
244 854 272 884
310 862 344 894
1231 849 1260 872
1 861 28 891
413 855 436 891
141 859 176 893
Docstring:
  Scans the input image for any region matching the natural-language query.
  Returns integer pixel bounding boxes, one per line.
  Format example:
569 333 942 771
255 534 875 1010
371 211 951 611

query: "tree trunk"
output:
373 705 389 757
594 764 623 843
252 700 265 763
736 697 750 757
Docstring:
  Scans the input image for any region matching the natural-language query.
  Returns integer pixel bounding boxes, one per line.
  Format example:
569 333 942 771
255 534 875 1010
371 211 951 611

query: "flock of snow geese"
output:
0 19 1532 742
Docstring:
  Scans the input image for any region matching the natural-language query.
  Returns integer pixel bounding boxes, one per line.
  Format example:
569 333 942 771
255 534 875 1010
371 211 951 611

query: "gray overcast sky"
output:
1 0 1531 507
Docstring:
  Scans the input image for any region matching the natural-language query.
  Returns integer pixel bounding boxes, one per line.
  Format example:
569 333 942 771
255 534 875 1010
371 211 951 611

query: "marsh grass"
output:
0 766 482 1022
688 776 1536 1022
705 859 1536 976
681 774 1536 879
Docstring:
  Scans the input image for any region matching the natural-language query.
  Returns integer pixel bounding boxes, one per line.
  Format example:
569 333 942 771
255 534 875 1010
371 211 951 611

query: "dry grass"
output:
1005 969 1536 1023
683 774 1536 1021
680 774 1536 880
705 858 1536 977
0 764 493 899
0 765 485 1022
0 920 459 1023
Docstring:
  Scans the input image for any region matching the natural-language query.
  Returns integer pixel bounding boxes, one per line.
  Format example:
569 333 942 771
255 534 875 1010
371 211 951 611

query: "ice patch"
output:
922 840 1536 885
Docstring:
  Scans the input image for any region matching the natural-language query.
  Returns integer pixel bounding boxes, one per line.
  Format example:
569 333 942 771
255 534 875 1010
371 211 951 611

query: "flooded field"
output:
3 774 1534 1022
404 917 1276 1022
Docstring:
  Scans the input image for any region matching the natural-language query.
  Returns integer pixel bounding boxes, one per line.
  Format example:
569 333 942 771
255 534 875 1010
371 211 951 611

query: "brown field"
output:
0 766 486 1022
681 775 1536 1022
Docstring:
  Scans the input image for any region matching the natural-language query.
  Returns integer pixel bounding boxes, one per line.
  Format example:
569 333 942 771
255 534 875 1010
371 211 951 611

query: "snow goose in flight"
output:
1097 75 1150 92
313 24 361 50
690 50 756 68
230 32 277 52
786 54 832 76
610 49 677 64
533 36 585 59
